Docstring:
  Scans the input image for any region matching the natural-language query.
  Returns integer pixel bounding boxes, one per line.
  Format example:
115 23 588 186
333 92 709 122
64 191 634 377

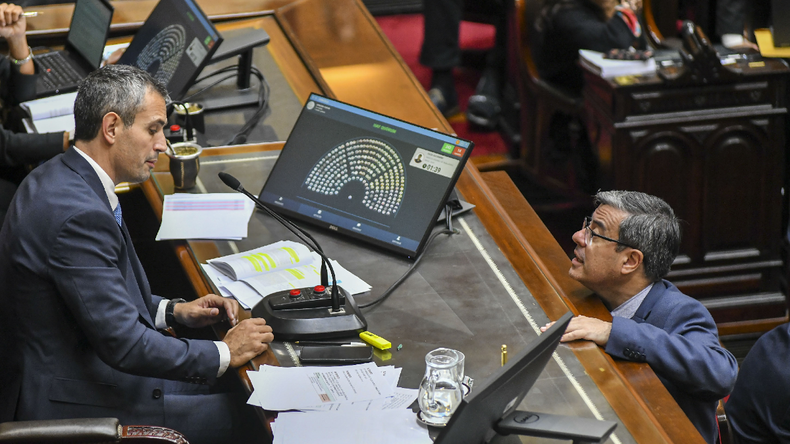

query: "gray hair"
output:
73 65 169 142
595 190 680 281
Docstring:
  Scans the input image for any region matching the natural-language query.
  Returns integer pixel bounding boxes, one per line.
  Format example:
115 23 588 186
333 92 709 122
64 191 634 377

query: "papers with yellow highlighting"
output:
205 240 371 308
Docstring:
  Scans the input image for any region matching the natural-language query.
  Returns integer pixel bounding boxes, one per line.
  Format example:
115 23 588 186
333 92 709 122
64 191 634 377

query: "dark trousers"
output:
419 0 507 71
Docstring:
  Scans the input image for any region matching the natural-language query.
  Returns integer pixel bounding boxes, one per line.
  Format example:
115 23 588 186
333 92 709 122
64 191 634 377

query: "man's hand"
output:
173 294 239 328
223 318 274 368
541 315 612 347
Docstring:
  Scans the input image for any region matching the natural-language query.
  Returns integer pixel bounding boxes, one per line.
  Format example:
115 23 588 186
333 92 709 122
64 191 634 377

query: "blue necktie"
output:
113 204 122 227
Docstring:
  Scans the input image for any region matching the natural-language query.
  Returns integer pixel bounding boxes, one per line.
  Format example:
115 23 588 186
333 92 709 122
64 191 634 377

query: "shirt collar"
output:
72 146 119 211
611 282 654 319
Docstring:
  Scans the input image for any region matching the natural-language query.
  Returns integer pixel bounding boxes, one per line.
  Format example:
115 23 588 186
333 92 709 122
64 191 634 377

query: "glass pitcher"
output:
418 348 465 425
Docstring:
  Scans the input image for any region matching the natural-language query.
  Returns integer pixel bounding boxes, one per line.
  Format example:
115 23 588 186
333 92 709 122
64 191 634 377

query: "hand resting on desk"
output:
224 318 274 367
541 315 612 347
174 294 240 328
175 294 275 367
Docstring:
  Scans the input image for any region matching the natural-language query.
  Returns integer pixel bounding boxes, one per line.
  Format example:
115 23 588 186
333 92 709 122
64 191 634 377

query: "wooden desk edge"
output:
455 168 705 444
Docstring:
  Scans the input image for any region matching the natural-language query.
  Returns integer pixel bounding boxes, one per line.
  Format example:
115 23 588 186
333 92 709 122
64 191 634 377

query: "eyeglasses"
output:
581 216 636 249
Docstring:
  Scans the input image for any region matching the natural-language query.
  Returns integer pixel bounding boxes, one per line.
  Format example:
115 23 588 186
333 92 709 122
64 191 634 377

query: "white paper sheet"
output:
223 280 263 310
271 410 431 444
247 363 392 411
155 193 255 240
21 92 77 121
30 114 75 134
301 387 418 412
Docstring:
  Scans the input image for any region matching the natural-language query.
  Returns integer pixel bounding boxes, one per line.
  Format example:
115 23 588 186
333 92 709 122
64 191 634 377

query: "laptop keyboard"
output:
36 52 82 91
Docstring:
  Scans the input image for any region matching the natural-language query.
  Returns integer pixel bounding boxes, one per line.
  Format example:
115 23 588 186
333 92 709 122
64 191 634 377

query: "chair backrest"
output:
514 0 541 83
0 418 189 444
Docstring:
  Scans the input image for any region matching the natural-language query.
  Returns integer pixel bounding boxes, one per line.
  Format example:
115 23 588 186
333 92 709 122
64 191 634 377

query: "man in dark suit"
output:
0 64 274 444
725 322 790 443
542 190 738 444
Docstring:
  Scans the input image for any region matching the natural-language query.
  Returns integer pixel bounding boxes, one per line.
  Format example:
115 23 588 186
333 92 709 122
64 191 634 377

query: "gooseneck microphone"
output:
218 171 338 310
218 172 367 340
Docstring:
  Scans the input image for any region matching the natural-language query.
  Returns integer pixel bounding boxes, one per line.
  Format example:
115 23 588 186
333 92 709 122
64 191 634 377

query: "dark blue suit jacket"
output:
0 148 234 440
605 280 738 444
725 323 790 444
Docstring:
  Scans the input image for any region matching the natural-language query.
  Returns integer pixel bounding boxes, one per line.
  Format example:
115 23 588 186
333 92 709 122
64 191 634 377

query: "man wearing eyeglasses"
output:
542 190 737 444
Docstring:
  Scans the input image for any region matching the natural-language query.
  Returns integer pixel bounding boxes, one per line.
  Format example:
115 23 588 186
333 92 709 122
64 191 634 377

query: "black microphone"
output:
218 172 338 311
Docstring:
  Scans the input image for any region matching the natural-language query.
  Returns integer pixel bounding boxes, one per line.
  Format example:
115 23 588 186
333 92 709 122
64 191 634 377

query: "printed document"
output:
247 363 391 411
270 409 431 444
155 193 255 240
204 240 371 299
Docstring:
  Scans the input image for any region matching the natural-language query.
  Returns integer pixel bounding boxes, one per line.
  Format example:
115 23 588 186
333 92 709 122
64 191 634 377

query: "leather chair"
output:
0 418 189 443
477 0 592 207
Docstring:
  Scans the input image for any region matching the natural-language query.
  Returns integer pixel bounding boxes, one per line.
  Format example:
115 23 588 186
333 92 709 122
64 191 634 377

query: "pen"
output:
294 341 368 347
23 12 40 17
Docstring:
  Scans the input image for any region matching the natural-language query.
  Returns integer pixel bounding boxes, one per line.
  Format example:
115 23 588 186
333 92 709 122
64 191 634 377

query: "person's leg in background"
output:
420 0 507 128
464 0 506 129
420 0 464 117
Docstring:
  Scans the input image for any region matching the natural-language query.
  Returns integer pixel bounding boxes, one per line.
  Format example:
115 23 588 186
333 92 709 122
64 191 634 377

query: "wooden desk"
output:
582 57 790 337
25 1 704 442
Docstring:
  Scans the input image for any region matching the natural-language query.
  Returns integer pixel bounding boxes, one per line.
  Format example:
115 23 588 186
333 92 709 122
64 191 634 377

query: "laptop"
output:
258 93 474 258
118 0 223 100
35 0 114 98
772 0 790 47
435 312 616 443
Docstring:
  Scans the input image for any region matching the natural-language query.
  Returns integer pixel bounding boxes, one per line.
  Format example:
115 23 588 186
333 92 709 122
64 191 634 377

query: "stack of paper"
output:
270 410 431 444
203 240 371 308
20 92 77 135
579 49 657 78
248 363 429 444
155 193 256 241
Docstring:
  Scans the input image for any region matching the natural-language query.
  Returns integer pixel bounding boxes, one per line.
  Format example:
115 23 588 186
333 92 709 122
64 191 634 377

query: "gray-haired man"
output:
542 190 737 444
0 65 273 443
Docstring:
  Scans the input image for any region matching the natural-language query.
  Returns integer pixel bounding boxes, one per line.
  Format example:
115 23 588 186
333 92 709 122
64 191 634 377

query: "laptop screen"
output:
118 0 222 100
259 94 474 258
66 0 114 69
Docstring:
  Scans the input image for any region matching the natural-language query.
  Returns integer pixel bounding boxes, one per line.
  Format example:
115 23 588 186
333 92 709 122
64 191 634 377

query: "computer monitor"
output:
435 312 616 444
66 0 114 69
118 0 223 100
258 93 474 258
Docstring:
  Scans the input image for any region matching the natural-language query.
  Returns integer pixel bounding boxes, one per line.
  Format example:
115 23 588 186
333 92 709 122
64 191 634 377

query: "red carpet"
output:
375 14 508 158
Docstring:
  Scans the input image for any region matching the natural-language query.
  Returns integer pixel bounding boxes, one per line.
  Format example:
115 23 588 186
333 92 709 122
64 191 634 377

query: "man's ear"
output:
620 248 644 276
101 112 122 145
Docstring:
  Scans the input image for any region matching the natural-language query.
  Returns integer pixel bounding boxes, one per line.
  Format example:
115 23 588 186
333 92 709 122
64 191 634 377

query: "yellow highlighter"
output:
359 331 391 350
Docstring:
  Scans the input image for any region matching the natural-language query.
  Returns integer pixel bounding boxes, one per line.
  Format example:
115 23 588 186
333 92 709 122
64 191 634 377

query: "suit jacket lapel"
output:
61 149 155 327
632 280 667 323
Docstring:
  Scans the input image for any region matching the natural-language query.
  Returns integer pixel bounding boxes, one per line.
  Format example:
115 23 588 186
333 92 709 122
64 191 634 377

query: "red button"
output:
314 285 326 293
170 124 181 132
289 289 301 296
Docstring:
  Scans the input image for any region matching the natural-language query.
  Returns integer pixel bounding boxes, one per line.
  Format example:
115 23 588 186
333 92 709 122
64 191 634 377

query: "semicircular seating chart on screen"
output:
136 24 186 87
304 137 406 216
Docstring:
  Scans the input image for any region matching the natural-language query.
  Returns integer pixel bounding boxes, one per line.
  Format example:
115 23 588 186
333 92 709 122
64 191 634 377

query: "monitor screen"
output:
66 0 114 69
434 312 573 444
259 94 474 258
118 0 222 100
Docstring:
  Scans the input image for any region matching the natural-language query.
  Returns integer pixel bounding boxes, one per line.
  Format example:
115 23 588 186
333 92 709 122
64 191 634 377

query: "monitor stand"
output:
190 27 271 111
495 410 617 444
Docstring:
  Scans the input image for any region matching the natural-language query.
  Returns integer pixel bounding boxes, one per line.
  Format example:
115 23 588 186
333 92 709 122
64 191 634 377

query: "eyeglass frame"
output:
582 216 637 249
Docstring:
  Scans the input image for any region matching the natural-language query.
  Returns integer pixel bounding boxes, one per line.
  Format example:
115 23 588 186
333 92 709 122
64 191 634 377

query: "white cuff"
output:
215 341 231 377
722 34 745 48
155 299 169 330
